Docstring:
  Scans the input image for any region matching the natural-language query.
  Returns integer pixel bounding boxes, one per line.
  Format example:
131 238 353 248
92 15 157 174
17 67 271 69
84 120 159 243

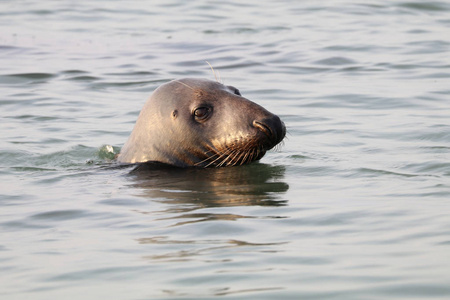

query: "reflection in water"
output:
125 162 289 273
128 162 289 210
137 236 288 261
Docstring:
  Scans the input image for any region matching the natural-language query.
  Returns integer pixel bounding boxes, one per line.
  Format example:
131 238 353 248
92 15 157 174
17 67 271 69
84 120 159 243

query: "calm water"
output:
1 1 450 299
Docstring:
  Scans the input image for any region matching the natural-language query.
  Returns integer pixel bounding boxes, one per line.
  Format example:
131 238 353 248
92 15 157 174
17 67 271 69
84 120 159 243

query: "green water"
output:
1 1 450 299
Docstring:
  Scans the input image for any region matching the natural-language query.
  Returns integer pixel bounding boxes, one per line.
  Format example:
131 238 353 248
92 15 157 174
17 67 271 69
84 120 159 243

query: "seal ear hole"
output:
193 106 212 122
172 110 178 119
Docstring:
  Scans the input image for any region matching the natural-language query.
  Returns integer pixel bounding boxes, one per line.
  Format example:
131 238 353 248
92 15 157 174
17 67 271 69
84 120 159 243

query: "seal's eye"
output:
194 107 211 122
234 88 241 96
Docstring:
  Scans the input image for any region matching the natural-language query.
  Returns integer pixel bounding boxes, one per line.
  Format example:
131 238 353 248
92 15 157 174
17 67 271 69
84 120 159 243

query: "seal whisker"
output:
203 160 217 168
231 149 245 166
273 140 285 152
221 148 240 167
231 155 239 166
203 152 225 168
233 151 246 166
204 157 220 168
206 61 219 83
245 142 259 164
204 148 232 168
212 153 225 167
173 80 195 91
240 148 251 166
229 149 244 166
250 148 257 164
240 150 250 166
195 152 219 167
250 147 259 165
217 69 222 84
217 149 234 167
247 148 256 166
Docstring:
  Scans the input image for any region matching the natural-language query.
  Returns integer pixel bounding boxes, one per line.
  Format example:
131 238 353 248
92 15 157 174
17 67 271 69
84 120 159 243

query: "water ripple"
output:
1 1 450 299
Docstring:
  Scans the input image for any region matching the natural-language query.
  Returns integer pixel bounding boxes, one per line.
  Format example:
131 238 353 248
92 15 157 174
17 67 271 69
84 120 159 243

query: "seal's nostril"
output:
253 120 276 140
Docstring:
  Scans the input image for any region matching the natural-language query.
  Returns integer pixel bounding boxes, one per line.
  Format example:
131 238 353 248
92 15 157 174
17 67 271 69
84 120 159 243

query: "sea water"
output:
1 1 450 299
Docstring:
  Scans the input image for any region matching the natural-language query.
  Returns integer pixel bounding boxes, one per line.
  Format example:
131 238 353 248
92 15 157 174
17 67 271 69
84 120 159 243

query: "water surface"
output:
1 1 450 299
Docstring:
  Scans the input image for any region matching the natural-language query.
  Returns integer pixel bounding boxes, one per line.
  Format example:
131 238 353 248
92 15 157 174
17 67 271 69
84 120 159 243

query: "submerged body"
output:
118 78 285 167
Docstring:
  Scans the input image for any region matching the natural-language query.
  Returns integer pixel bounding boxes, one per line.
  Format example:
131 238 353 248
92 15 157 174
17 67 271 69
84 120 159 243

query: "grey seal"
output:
117 78 285 167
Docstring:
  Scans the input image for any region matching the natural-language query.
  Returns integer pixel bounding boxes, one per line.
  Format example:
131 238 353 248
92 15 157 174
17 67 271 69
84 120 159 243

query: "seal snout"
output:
253 115 286 149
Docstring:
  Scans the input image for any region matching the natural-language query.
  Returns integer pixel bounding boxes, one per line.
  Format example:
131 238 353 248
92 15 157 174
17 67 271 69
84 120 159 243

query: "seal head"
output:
117 78 285 167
